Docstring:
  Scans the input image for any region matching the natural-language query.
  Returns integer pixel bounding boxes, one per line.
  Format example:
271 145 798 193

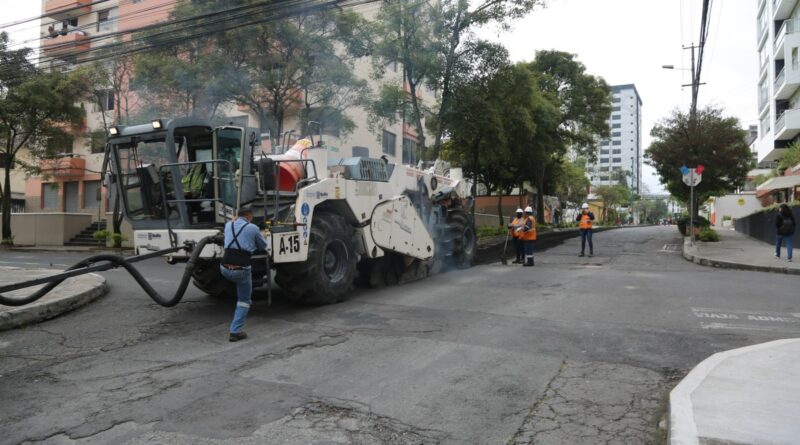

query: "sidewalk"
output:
0 266 108 330
672 228 800 444
683 228 800 275
670 339 800 445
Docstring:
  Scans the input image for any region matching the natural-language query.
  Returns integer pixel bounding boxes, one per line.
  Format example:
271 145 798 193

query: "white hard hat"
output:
515 208 523 214
581 203 589 209
524 206 533 213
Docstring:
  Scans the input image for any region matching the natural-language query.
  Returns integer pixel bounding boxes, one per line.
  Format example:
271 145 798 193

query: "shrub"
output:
93 229 127 247
477 225 507 238
698 226 720 242
676 216 709 236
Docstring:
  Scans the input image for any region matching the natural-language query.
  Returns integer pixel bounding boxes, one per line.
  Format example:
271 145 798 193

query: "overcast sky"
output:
478 0 758 194
1 0 758 194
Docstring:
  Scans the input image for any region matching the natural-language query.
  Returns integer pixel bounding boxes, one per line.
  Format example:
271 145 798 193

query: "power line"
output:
3 0 308 72
0 0 381 80
0 0 111 29
8 0 181 50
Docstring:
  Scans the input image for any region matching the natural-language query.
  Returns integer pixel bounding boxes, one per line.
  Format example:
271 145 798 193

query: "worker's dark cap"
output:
237 208 254 217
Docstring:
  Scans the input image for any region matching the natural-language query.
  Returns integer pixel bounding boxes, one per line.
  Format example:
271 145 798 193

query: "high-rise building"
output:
588 84 643 194
753 0 800 163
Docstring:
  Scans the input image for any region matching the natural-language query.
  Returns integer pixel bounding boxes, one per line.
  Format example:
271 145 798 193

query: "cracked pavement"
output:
2 226 799 444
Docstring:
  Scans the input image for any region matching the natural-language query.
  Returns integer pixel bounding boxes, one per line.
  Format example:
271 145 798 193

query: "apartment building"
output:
31 0 429 224
588 84 643 194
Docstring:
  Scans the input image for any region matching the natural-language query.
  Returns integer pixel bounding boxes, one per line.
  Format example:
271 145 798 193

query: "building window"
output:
93 90 115 112
352 146 369 157
612 157 621 163
612 131 621 137
613 149 621 154
47 133 74 155
599 167 609 171
599 158 609 163
793 47 799 70
612 123 621 129
612 114 620 120
83 181 101 209
402 138 416 164
612 97 621 103
612 141 621 146
97 8 118 33
42 184 59 209
760 114 771 134
382 130 396 156
600 149 609 155
612 106 621 112
89 130 106 154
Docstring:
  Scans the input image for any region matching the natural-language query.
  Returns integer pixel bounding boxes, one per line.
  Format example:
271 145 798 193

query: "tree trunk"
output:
535 163 546 224
2 155 13 243
432 10 464 158
497 194 504 226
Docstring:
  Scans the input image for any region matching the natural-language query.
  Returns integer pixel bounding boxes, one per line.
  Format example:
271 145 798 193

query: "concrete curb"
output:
668 339 800 445
0 271 108 331
681 238 800 276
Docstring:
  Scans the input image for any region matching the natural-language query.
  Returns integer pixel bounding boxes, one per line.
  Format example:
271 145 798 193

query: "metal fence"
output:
735 206 800 244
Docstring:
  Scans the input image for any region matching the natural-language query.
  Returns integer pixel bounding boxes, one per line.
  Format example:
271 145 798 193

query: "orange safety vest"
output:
509 216 524 238
520 215 537 241
579 213 593 230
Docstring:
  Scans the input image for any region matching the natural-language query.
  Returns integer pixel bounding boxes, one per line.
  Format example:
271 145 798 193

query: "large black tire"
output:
446 212 476 269
275 212 358 305
192 259 235 298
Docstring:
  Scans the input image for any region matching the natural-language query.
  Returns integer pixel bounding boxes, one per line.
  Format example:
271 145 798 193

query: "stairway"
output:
65 220 107 247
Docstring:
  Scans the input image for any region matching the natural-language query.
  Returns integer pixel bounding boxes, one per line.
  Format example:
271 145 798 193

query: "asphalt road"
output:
1 226 798 444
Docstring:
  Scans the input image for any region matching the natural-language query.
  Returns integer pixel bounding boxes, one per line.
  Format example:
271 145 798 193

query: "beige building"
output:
27 0 433 245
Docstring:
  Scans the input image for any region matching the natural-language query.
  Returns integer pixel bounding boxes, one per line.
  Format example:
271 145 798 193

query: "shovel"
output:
500 232 510 265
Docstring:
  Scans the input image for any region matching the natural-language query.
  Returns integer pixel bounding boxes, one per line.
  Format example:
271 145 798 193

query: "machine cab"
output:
107 118 256 231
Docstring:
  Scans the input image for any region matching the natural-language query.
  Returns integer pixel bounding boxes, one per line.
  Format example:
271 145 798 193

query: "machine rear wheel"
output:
192 259 235 298
446 212 475 269
275 212 357 304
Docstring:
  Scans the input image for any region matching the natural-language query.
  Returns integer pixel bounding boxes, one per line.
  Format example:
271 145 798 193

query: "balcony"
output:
42 32 89 59
45 0 91 21
773 108 800 140
40 155 85 177
775 20 787 58
774 0 798 20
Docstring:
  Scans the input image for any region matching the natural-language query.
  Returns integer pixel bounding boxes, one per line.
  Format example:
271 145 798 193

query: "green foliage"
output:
698 226 720 242
676 216 710 236
593 183 630 222
645 106 753 218
93 229 127 248
778 140 800 172
476 225 508 238
552 158 591 205
1 31 88 242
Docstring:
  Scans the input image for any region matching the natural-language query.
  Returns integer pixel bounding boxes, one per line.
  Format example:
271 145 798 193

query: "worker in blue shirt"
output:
220 208 267 342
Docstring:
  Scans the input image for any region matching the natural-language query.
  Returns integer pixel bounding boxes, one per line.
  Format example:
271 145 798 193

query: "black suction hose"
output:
0 236 216 308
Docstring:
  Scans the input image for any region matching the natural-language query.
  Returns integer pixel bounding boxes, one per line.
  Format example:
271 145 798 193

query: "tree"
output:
429 0 541 158
778 140 800 172
552 158 591 207
525 51 612 222
439 45 556 226
594 183 630 224
369 0 441 157
0 32 87 244
646 106 752 218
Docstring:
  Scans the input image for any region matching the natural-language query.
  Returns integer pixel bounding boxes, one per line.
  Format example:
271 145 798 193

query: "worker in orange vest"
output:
576 203 595 257
520 206 537 267
508 208 525 263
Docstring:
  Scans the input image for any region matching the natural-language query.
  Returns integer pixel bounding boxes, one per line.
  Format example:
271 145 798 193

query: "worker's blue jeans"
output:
524 240 535 264
220 266 252 334
580 229 593 254
775 234 793 260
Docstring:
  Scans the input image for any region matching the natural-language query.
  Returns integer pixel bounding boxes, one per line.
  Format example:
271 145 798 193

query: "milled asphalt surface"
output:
1 226 798 444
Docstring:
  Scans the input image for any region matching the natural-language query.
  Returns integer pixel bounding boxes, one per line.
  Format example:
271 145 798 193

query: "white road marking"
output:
692 307 800 332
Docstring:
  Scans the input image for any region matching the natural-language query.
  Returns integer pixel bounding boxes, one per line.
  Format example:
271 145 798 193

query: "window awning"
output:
756 175 800 191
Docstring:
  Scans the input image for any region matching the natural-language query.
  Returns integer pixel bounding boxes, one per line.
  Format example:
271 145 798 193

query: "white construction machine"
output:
104 118 475 304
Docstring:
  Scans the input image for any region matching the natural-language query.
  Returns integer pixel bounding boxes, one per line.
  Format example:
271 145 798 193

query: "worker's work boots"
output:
524 258 534 267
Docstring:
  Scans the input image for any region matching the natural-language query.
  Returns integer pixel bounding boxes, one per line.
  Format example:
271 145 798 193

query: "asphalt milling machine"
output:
0 118 476 308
